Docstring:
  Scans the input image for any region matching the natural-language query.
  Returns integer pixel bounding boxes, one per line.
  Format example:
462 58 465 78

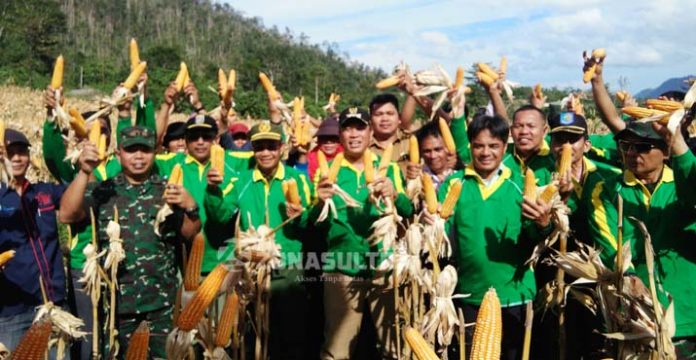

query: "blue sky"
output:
224 0 695 94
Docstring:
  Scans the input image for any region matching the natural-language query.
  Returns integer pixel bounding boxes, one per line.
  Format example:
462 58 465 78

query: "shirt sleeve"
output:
135 98 156 131
42 121 76 183
671 150 696 208
450 114 471 164
204 179 240 225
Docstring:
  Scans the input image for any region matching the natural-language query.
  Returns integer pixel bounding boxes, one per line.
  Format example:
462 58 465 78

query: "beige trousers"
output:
321 272 397 360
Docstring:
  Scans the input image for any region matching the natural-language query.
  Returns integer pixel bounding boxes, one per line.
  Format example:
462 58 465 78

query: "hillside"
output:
635 75 695 99
0 0 387 117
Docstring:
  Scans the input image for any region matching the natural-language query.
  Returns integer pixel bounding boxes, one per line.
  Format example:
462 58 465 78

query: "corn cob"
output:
523 168 537 202
378 143 393 178
124 321 150 360
621 106 668 120
210 144 225 178
533 83 543 99
218 68 230 103
645 99 683 112
168 164 183 186
477 63 499 81
98 134 107 161
332 93 341 103
328 153 343 183
11 320 53 360
0 250 15 267
591 48 606 59
539 184 558 204
453 66 464 89
318 151 329 180
184 233 204 291
558 143 572 176
283 178 302 206
375 75 399 89
123 62 147 90
0 119 4 147
88 121 101 147
438 117 456 154
51 55 64 89
404 326 439 360
582 64 596 84
440 179 462 219
129 38 140 70
228 69 236 91
177 264 229 331
174 62 189 92
68 108 88 138
470 288 502 360
293 97 303 140
214 291 240 348
616 91 627 102
363 152 375 184
476 72 495 88
499 56 507 76
409 135 419 164
422 174 438 215
259 72 280 100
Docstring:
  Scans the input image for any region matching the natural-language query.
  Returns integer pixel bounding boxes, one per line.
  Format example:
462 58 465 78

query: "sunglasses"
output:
618 140 658 154
552 132 584 145
122 144 154 153
252 141 281 152
186 132 216 141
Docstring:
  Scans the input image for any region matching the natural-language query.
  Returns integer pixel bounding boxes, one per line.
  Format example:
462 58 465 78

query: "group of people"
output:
0 53 694 360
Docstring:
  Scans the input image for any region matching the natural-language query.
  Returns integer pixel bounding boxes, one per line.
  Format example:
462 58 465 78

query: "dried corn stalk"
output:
366 147 402 251
376 221 423 286
421 265 467 349
33 301 87 359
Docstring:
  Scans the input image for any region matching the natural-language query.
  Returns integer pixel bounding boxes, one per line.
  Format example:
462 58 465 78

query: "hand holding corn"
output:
78 141 100 174
164 184 196 209
521 196 553 228
582 48 606 83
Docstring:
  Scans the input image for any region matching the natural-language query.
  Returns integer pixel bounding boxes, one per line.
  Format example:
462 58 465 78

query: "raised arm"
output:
589 61 625 133
59 141 100 223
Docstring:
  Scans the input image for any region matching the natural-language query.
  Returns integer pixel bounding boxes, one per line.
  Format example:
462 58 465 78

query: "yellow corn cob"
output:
375 75 399 89
440 179 462 219
523 168 537 202
464 86 473 94
0 119 4 146
228 69 236 91
68 108 88 138
218 68 230 103
558 143 572 176
539 184 558 204
621 106 668 120
51 55 64 89
409 135 419 164
333 94 341 103
470 288 502 360
582 64 596 84
210 144 225 178
259 72 280 100
404 326 439 360
88 121 101 147
363 151 375 184
98 134 107 161
438 117 456 154
129 38 141 70
214 291 240 348
476 72 495 88
123 61 147 90
616 91 627 102
328 153 343 183
293 97 302 129
453 66 464 89
177 264 229 331
184 233 204 291
283 178 302 206
0 250 15 267
168 164 183 186
646 99 683 112
12 320 53 360
174 62 189 92
533 83 543 99
318 151 329 181
422 174 438 215
591 48 606 59
125 321 150 360
499 56 507 76
378 143 393 178
477 63 499 81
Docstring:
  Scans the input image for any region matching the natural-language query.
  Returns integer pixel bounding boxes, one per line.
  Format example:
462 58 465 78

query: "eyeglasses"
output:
123 127 152 138
252 141 281 152
186 132 216 141
618 140 658 154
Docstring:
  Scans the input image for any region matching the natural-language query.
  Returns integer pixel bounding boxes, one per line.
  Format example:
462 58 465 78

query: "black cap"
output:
549 112 587 135
185 114 218 134
615 120 665 144
4 129 30 147
163 122 186 146
339 107 370 127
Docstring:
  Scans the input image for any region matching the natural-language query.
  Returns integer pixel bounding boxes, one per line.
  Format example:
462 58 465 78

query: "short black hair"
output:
415 121 442 145
659 91 686 101
467 114 509 144
512 104 546 124
369 94 399 114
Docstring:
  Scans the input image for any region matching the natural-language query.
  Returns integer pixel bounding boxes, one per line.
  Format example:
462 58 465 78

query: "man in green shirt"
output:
433 114 549 359
586 120 696 355
314 107 413 360
60 126 200 357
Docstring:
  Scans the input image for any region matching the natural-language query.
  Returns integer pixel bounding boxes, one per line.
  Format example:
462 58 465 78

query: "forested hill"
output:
0 0 388 117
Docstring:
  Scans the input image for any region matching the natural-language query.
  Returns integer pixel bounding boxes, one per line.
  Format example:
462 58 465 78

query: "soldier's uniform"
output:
82 127 182 358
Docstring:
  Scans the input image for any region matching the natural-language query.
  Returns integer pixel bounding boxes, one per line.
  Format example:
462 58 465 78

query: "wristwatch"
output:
184 206 200 219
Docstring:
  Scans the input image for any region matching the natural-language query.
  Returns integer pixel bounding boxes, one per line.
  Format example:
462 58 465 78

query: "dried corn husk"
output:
376 221 422 285
421 265 467 348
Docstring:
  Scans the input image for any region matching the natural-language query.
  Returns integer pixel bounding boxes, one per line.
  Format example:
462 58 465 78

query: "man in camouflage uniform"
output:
60 126 200 358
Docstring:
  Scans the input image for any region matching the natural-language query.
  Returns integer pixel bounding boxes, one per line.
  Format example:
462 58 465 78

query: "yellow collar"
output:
622 166 674 187
342 150 377 173
464 162 511 200
253 163 286 182
185 154 208 167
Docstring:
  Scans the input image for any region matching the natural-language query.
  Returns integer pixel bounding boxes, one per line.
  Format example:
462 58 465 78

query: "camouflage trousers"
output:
117 306 173 359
